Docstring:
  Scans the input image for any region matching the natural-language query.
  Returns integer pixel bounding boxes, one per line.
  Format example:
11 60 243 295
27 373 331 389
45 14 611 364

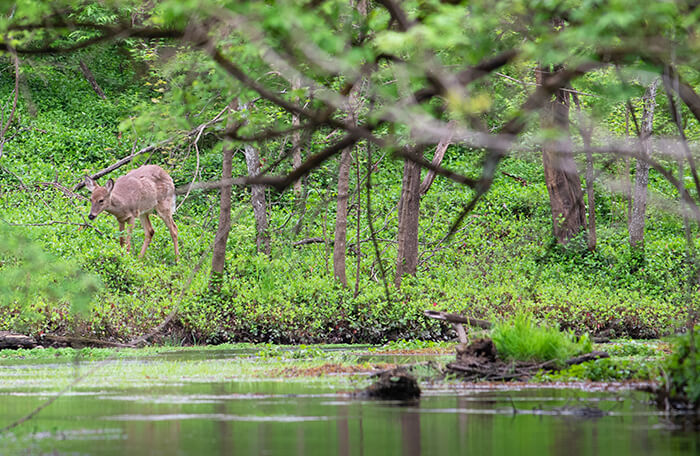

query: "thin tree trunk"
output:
333 149 352 286
624 106 632 224
291 76 303 198
537 64 587 245
332 0 366 286
395 151 422 288
574 95 596 251
629 79 659 249
210 102 237 286
354 146 362 297
244 144 271 255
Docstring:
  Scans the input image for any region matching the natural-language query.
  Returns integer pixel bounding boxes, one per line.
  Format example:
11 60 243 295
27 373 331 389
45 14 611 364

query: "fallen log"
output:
0 332 38 349
0 332 136 350
40 335 135 349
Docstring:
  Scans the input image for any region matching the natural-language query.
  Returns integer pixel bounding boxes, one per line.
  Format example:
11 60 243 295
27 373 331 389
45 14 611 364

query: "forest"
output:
0 0 699 404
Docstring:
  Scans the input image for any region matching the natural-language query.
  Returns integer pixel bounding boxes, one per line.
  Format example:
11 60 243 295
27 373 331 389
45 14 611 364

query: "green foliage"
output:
535 357 659 382
604 339 668 357
371 339 454 352
0 0 698 351
491 313 592 365
0 223 101 330
663 328 700 406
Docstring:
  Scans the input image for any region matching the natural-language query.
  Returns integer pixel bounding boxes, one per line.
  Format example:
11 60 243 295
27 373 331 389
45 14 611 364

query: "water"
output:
0 349 697 455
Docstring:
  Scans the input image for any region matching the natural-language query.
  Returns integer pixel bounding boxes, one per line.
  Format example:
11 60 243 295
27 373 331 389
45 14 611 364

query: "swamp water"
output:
0 347 698 455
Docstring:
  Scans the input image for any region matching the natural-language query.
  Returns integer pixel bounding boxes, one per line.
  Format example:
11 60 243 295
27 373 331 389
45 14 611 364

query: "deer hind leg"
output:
138 213 155 258
156 201 179 260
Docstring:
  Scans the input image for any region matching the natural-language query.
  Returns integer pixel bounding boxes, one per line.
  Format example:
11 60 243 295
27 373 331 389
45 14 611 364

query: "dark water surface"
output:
0 350 698 455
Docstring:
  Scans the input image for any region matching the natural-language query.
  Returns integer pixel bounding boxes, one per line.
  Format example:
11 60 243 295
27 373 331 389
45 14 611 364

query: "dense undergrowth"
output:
0 46 696 345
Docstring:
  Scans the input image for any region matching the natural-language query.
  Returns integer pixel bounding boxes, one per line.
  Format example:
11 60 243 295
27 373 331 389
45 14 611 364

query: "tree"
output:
332 0 367 287
629 79 659 250
211 102 238 285
537 64 587 245
395 147 423 287
243 143 270 256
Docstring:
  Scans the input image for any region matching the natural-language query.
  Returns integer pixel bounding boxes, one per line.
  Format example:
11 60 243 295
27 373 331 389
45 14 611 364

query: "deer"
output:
84 164 179 260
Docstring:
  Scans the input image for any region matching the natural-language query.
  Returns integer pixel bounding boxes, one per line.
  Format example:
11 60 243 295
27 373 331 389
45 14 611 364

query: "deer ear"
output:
84 176 96 191
105 178 115 193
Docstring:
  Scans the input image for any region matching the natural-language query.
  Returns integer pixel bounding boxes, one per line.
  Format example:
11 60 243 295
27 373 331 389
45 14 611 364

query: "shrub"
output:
662 327 700 408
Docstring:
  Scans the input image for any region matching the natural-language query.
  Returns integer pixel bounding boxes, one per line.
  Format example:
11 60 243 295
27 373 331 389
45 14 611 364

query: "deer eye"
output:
99 199 104 203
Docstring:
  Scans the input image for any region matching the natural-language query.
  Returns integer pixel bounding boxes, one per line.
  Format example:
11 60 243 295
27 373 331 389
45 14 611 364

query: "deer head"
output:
84 176 114 220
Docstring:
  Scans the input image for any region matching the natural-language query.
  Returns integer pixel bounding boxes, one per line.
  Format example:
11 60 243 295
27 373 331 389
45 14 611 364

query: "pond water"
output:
0 348 698 455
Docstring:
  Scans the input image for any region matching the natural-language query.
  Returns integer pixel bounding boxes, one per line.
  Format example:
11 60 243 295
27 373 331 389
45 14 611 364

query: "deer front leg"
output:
118 221 126 248
138 214 155 258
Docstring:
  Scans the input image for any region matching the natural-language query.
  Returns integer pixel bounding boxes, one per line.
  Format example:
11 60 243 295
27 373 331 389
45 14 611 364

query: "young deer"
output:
84 165 179 260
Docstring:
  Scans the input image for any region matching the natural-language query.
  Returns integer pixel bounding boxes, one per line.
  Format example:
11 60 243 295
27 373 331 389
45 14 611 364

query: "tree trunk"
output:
332 0 366 286
395 152 422 288
629 79 659 249
537 64 587 245
333 149 352 286
244 144 271 255
574 95 596 251
354 146 362 297
210 103 237 286
291 76 303 199
624 105 632 224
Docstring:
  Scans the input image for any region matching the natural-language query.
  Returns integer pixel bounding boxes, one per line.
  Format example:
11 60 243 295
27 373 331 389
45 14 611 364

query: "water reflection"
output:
1 360 699 455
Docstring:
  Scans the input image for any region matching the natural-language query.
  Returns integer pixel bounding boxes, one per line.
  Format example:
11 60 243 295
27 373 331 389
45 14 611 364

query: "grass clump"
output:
491 313 592 365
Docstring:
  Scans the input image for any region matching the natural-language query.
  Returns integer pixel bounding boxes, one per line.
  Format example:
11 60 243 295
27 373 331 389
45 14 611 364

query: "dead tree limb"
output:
74 106 230 192
78 60 107 100
420 122 455 195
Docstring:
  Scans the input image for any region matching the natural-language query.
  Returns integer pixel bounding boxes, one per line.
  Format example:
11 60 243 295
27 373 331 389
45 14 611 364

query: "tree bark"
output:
395 151 422 288
211 103 237 283
333 149 352 286
629 79 659 249
244 144 271 255
537 64 587 245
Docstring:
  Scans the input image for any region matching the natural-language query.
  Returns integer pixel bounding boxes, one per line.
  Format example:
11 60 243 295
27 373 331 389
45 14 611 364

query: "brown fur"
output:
84 165 179 260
